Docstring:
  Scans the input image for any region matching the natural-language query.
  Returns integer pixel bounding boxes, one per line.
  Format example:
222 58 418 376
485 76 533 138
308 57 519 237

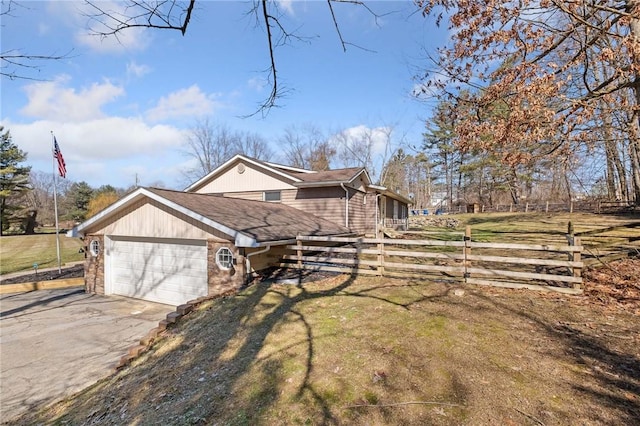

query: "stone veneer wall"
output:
207 240 246 295
84 234 105 295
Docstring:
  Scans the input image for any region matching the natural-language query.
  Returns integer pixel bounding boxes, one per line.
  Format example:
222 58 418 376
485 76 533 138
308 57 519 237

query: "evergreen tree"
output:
0 127 32 235
64 181 94 222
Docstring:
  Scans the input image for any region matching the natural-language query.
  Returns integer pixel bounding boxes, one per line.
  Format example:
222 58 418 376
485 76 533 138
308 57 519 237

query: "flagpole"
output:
51 131 62 274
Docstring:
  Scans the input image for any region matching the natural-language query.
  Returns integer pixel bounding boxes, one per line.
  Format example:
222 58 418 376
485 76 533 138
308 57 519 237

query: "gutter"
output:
340 183 349 228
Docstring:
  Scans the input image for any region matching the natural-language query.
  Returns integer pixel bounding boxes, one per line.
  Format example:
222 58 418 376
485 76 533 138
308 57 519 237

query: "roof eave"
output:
73 187 261 247
185 154 303 192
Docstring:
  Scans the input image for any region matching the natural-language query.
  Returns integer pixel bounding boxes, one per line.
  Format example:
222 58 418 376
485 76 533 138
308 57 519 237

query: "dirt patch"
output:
582 258 640 315
0 265 84 285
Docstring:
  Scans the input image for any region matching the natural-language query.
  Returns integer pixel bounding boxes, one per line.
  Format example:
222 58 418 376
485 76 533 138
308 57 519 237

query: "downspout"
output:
375 193 380 238
340 183 349 228
245 245 271 284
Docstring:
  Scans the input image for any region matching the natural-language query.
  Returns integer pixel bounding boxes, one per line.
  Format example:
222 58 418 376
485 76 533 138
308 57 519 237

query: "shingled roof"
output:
74 187 351 246
287 167 365 184
149 188 352 243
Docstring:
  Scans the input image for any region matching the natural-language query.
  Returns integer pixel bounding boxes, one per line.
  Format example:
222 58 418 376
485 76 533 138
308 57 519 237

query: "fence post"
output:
546 201 549 213
296 237 303 270
570 201 574 213
464 226 471 284
377 238 385 276
572 236 582 289
525 203 529 213
566 222 574 262
510 203 513 212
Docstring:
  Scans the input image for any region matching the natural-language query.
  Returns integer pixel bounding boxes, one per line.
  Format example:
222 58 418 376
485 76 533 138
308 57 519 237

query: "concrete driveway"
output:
0 288 174 423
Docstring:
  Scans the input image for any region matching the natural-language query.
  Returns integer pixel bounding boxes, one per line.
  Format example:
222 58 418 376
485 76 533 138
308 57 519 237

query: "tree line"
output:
1 126 125 235
4 1 638 221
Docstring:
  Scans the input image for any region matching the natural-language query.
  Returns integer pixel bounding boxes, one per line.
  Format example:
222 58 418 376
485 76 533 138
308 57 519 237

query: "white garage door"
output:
107 237 208 306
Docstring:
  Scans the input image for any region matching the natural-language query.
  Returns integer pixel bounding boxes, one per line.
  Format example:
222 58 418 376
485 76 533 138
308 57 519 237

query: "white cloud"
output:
247 77 267 92
277 0 295 16
19 75 125 122
75 27 151 54
6 118 185 163
334 124 392 156
126 61 152 78
145 85 221 122
44 1 151 54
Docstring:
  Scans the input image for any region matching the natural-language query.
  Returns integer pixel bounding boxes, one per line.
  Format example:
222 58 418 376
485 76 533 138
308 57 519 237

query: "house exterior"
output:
72 155 411 306
186 155 412 235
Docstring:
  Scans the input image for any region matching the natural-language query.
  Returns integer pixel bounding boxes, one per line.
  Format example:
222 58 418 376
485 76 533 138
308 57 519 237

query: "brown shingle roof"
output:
287 167 364 183
147 188 351 243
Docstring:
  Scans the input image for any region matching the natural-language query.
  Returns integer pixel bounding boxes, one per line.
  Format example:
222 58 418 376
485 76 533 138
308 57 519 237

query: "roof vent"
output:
237 163 246 174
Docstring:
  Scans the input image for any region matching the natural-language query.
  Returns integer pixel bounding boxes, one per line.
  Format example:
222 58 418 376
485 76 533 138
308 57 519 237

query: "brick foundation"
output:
84 234 105 295
207 240 246 295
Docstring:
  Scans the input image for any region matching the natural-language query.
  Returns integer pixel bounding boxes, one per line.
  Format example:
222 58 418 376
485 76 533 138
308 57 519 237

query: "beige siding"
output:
364 192 378 236
87 198 229 241
349 191 368 235
349 174 367 193
282 187 347 228
193 161 296 194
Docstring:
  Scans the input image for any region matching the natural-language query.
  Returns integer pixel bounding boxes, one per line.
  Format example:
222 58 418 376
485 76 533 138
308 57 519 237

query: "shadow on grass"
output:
471 292 640 424
15 270 472 426
13 271 639 425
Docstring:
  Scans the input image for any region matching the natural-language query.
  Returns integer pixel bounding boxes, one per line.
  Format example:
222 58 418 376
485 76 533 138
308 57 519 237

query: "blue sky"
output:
2 1 446 189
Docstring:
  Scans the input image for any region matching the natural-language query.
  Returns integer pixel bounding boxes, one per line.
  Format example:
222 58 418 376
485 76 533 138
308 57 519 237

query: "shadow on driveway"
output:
0 288 173 423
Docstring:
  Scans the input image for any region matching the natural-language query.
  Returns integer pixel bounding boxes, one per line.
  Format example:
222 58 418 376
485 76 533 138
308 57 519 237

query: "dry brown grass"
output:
13 269 639 425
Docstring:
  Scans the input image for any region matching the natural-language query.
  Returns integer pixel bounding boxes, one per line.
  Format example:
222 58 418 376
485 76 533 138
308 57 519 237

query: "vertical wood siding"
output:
192 161 296 194
88 199 229 241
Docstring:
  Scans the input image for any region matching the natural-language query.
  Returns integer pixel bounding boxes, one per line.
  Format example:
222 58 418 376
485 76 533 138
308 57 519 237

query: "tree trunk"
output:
628 0 640 201
24 210 37 235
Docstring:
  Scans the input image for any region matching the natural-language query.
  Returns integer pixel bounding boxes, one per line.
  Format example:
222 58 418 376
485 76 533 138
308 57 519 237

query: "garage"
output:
106 237 208 306
74 187 349 304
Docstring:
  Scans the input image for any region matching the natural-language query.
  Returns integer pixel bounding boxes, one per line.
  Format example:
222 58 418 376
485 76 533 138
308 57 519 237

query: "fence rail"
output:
570 221 640 266
278 229 584 294
412 200 637 215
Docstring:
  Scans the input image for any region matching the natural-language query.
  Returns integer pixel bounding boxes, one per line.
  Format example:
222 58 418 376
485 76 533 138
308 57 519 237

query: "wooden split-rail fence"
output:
279 227 584 294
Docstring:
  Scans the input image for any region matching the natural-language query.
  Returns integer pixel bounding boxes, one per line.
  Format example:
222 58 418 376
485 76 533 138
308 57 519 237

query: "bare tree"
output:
83 0 381 115
279 124 335 171
234 131 273 161
1 1 72 80
334 125 399 184
182 119 239 183
416 0 640 201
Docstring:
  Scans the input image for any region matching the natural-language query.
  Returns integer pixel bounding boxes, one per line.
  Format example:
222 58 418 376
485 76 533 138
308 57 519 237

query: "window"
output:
216 247 234 270
89 240 100 257
263 191 281 202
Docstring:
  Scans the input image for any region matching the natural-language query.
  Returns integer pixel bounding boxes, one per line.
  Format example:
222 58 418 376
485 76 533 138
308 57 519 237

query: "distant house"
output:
72 155 411 306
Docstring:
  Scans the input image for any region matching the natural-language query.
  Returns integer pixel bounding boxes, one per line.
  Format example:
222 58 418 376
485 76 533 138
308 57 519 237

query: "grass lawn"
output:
16 272 639 425
0 233 84 275
441 212 639 242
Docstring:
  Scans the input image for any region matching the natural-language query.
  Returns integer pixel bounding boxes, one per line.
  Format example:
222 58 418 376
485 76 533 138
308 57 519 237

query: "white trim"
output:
367 184 413 205
89 240 100 257
104 236 113 295
215 246 234 270
73 187 262 248
185 154 303 192
347 168 371 186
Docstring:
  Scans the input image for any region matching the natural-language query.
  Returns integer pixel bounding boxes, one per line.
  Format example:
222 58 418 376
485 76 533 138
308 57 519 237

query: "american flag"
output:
53 137 67 178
